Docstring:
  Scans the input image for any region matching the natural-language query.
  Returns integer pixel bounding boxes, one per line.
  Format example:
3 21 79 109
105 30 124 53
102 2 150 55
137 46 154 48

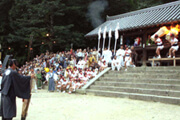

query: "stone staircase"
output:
86 67 180 105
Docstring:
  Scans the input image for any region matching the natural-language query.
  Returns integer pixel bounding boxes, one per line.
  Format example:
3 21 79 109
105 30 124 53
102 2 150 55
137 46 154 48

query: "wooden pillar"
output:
142 31 147 66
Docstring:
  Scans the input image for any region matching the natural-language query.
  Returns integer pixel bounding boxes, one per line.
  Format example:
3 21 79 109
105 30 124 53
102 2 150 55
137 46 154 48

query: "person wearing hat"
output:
154 34 164 58
0 59 33 120
168 34 179 58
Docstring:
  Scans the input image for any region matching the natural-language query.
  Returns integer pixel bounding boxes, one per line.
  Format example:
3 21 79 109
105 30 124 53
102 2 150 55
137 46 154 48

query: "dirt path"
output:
2 90 180 120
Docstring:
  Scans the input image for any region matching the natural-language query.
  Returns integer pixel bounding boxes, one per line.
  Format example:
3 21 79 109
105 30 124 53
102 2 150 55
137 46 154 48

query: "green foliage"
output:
0 0 178 65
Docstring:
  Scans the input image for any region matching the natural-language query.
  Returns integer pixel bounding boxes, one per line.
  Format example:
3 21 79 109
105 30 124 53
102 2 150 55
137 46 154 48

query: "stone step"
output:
88 86 180 97
107 72 178 76
86 90 180 105
104 74 179 79
121 67 180 72
99 78 180 84
128 66 180 70
92 82 180 90
110 70 180 73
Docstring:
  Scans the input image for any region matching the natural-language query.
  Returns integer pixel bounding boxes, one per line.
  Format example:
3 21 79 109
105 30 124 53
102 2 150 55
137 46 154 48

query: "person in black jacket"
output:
0 59 33 120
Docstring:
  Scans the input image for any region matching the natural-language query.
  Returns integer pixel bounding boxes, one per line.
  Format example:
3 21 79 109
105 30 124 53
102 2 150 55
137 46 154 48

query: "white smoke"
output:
87 0 108 28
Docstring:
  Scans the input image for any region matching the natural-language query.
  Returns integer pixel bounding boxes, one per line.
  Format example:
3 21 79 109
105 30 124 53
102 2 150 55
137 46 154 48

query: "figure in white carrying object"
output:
168 34 179 58
154 34 164 59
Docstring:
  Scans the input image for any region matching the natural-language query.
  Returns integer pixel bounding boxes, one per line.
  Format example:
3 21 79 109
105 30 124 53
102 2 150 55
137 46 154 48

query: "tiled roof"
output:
86 1 180 37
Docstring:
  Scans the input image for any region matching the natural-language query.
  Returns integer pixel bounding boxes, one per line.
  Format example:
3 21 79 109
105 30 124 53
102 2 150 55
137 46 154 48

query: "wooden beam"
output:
142 30 148 66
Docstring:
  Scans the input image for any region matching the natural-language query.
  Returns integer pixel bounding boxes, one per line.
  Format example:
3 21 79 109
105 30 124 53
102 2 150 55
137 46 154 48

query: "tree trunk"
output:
27 35 33 61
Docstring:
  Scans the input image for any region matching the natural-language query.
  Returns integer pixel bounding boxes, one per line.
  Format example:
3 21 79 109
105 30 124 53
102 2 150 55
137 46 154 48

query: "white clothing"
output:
157 45 164 50
102 50 112 64
62 80 68 85
74 70 79 76
171 46 179 51
101 63 108 68
78 73 84 79
171 38 178 45
92 71 97 77
83 76 89 82
57 81 62 88
116 49 125 66
46 72 58 81
76 60 86 69
77 52 83 57
71 73 77 78
116 49 125 57
156 38 163 46
125 49 132 66
171 38 179 51
98 61 103 67
111 58 121 71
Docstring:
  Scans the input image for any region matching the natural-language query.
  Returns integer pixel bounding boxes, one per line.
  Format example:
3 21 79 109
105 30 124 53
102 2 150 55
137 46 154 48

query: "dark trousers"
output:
1 95 12 120
2 117 12 120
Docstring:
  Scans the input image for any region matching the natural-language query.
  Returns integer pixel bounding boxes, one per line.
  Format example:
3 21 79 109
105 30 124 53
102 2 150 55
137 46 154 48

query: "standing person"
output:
131 46 138 66
46 68 58 92
0 59 33 120
102 48 112 64
29 68 37 93
36 69 42 89
124 46 134 71
116 45 125 67
168 34 179 58
154 35 164 58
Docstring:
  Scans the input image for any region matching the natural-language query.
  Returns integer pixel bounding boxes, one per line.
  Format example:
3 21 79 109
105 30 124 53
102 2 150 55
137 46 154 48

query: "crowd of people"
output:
2 33 178 94
12 45 136 94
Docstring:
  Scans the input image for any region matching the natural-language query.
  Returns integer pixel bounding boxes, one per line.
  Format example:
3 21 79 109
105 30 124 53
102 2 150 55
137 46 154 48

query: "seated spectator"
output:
63 58 69 68
111 56 121 71
90 59 100 70
56 78 62 92
88 53 97 67
99 61 108 72
82 73 89 85
76 57 86 69
92 68 98 78
61 77 69 93
124 46 135 71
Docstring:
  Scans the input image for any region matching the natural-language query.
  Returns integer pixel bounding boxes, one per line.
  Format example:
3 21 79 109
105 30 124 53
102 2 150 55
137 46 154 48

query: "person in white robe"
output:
111 56 121 71
116 45 125 66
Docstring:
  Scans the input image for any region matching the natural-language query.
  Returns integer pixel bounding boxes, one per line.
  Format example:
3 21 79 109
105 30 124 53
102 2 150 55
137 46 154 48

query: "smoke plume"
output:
87 0 108 28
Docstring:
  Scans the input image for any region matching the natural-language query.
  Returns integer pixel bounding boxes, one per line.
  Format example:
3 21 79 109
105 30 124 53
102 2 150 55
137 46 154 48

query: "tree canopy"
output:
0 0 177 64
